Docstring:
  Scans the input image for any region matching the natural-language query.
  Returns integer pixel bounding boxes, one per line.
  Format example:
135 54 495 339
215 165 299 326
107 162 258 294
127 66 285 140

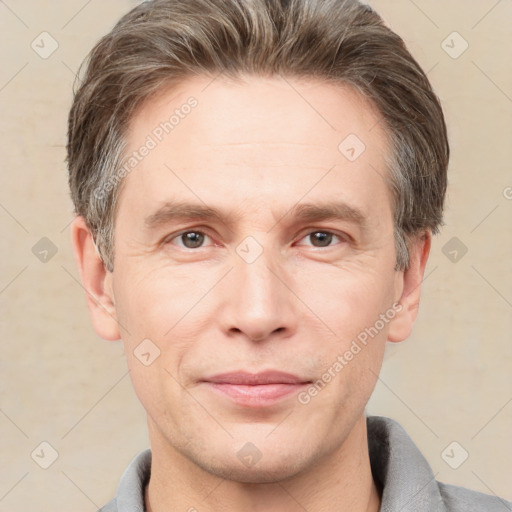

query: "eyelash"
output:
164 228 348 250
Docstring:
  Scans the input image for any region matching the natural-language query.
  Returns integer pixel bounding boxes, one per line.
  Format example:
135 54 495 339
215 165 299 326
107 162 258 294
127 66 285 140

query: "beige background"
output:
1 0 511 510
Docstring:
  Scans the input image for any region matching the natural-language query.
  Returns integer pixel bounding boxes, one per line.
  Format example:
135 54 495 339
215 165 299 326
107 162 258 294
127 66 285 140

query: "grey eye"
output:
308 232 334 247
177 231 207 249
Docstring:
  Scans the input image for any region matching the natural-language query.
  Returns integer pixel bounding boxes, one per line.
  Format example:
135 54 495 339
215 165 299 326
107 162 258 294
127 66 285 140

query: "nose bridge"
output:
220 234 296 341
237 241 280 302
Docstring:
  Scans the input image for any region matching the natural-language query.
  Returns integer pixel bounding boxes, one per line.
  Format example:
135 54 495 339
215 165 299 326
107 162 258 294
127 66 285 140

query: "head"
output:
68 0 448 483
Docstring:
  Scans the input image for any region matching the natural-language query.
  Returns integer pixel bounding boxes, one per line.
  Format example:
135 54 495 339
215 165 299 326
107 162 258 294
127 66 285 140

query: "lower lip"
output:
204 382 309 407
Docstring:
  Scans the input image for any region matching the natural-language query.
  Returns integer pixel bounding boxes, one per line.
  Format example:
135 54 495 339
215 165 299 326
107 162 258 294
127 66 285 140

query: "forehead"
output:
117 74 393 226
129 74 387 150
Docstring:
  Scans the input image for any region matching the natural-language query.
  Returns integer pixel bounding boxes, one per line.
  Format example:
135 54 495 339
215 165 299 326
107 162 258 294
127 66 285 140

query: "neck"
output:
145 414 381 512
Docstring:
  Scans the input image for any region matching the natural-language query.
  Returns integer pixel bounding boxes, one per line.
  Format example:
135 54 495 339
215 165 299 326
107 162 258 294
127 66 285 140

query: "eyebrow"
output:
144 200 367 231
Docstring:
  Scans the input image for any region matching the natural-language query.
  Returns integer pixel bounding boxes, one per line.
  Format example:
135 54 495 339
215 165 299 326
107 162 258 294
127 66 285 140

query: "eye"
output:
165 229 347 251
297 230 345 248
167 230 212 249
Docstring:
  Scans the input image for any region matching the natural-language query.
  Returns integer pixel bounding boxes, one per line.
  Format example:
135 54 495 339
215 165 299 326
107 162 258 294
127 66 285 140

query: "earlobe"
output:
70 216 121 341
387 231 431 343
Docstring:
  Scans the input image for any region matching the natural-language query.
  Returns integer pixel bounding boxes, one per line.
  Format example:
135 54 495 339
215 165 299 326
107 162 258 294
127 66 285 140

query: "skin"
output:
71 74 431 512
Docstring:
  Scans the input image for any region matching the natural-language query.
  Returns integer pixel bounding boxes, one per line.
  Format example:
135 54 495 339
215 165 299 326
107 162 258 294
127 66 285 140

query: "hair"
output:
66 0 449 272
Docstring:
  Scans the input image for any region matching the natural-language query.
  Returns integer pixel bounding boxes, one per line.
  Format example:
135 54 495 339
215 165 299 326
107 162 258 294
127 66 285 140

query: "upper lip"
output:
202 370 310 385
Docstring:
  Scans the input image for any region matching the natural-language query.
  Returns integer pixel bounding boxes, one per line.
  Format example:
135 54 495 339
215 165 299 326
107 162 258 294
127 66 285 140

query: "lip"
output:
200 370 311 407
203 370 309 385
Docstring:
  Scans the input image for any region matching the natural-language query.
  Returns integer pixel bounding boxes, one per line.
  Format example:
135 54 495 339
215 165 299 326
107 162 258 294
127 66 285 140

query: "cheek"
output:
298 261 395 333
113 265 216 399
114 263 207 342
294 263 394 399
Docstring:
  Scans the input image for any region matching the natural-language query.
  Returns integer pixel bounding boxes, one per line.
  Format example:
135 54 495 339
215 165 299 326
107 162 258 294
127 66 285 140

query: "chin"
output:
200 458 306 484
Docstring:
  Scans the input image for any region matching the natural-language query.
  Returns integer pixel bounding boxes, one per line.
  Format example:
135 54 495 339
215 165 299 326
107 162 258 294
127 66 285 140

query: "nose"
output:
217 245 298 343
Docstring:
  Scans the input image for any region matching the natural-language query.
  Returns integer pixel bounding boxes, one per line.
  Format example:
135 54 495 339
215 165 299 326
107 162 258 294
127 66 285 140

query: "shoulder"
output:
366 415 511 512
96 448 152 512
438 481 512 512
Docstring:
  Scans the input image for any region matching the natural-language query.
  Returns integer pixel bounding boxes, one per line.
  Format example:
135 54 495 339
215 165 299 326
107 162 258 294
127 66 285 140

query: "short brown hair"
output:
66 0 449 272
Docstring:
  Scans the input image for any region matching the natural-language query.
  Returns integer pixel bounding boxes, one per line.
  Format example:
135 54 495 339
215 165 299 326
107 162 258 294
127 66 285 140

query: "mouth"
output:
200 370 312 407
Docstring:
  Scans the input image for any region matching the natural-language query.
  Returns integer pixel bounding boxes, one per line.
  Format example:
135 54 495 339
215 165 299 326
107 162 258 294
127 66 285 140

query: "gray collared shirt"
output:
98 415 511 511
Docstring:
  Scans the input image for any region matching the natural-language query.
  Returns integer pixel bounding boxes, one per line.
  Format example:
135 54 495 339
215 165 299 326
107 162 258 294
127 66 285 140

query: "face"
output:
88 75 419 482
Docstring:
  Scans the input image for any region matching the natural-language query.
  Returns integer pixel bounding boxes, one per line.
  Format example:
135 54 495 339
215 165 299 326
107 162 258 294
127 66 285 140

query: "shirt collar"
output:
367 415 445 511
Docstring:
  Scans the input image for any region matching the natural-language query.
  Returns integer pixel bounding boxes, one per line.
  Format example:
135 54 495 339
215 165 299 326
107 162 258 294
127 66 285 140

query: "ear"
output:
70 215 121 341
387 230 431 343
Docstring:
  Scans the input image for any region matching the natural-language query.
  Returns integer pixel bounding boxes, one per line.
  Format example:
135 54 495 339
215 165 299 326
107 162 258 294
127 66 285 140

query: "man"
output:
66 0 511 511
